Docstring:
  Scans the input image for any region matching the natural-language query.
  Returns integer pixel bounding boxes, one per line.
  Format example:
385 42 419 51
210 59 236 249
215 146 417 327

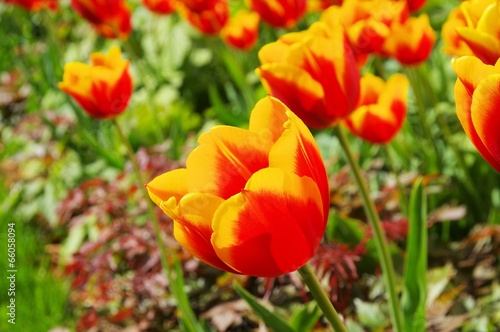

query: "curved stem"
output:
335 126 404 332
298 263 347 332
112 119 170 274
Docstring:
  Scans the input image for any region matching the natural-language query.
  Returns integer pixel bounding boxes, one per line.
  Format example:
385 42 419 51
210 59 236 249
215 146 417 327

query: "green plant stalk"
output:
112 119 201 331
297 263 347 332
121 39 165 144
414 65 486 215
335 126 404 332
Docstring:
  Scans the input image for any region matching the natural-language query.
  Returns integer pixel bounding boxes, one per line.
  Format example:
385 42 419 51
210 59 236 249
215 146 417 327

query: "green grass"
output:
0 201 74 331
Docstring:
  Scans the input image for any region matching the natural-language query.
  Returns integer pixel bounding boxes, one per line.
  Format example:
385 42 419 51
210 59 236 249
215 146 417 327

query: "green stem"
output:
121 39 165 144
335 127 404 332
113 119 205 332
298 263 347 332
112 119 170 272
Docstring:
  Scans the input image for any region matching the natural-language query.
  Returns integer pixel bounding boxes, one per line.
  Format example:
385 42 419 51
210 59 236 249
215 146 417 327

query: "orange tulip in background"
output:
146 96 330 277
381 14 436 66
58 46 133 119
176 0 229 35
344 73 409 144
141 0 176 15
3 0 57 11
319 0 435 66
442 0 498 63
455 1 500 65
220 9 260 50
452 56 500 172
70 0 132 39
257 22 360 129
249 0 306 28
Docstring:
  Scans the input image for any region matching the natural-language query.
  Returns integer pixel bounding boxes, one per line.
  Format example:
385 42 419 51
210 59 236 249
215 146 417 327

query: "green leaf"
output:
354 298 389 329
402 177 427 332
171 257 207 332
234 282 296 332
289 302 322 332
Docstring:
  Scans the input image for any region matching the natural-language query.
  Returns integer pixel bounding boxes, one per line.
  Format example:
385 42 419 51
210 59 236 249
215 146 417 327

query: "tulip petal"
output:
470 75 500 171
269 110 330 219
454 75 500 172
248 95 288 143
256 63 330 128
171 193 238 273
186 126 273 199
146 168 188 208
211 168 324 277
286 32 359 119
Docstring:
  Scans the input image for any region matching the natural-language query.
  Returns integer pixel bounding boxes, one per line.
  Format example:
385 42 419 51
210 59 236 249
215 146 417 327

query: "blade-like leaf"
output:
289 301 322 332
233 282 296 332
402 177 427 332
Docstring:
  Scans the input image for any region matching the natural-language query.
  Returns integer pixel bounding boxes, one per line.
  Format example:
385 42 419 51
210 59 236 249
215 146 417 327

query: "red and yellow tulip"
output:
3 0 57 11
220 9 260 51
381 14 436 66
176 0 229 35
455 1 500 65
141 0 176 15
256 22 360 129
249 0 307 28
70 0 132 39
452 56 500 172
344 73 409 144
442 0 497 62
58 46 133 120
146 96 330 277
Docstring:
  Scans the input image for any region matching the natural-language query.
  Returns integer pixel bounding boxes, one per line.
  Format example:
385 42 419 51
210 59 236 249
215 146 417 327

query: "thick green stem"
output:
298 263 347 332
335 127 404 332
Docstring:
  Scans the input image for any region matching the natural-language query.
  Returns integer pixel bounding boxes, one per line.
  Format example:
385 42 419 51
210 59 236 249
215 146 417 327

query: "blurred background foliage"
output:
0 0 499 331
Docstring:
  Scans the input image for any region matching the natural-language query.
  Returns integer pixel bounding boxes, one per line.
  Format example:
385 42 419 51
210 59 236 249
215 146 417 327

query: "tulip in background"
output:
381 14 436 66
146 96 330 277
256 22 360 129
220 9 260 51
176 0 229 35
58 46 133 119
70 0 132 39
452 56 500 173
141 0 176 15
442 0 498 62
2 0 57 11
249 0 307 28
319 0 435 66
455 1 500 65
343 73 409 144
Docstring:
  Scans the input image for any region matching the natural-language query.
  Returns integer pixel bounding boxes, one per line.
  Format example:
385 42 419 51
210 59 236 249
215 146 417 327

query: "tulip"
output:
3 0 57 11
442 7 473 57
141 0 176 15
343 73 409 144
58 46 133 119
70 0 132 39
249 0 306 28
381 14 436 66
146 96 330 277
220 9 260 51
256 22 360 129
452 56 500 172
176 0 229 35
407 0 426 12
456 1 500 65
